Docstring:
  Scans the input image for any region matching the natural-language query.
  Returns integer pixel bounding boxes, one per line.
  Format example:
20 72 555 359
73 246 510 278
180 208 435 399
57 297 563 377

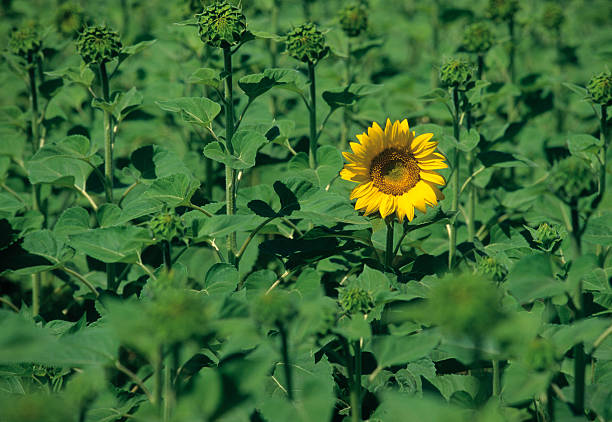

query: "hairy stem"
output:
308 61 318 168
385 218 394 269
351 340 362 422
492 359 501 396
448 87 461 269
279 323 294 401
340 39 351 151
223 47 237 265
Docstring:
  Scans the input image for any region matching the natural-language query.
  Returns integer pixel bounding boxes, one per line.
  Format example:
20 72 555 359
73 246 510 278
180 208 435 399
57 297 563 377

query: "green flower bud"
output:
339 286 374 315
427 273 504 338
541 3 564 31
55 3 86 38
8 21 42 62
339 3 368 37
586 71 612 106
549 156 597 203
524 337 558 372
475 255 507 282
285 22 329 64
527 223 566 252
76 25 122 65
251 290 296 327
486 0 519 22
461 22 494 54
439 57 474 88
196 1 247 49
149 211 184 242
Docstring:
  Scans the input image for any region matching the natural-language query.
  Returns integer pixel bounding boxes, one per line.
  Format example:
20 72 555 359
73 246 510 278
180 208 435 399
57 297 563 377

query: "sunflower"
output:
340 119 447 222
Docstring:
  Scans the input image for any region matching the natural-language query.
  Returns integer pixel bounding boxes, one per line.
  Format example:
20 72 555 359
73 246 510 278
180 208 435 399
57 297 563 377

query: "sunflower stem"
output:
308 61 318 169
340 39 351 151
351 339 362 422
449 87 461 269
507 16 516 122
385 218 394 270
463 92 476 241
278 322 294 401
223 46 237 266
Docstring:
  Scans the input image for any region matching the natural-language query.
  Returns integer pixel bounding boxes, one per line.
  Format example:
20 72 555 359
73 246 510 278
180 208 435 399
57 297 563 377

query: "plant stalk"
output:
163 349 174 422
340 40 351 151
163 240 172 270
351 340 362 422
279 323 294 401
308 61 318 168
385 218 394 269
492 359 501 396
223 47 237 265
449 87 460 269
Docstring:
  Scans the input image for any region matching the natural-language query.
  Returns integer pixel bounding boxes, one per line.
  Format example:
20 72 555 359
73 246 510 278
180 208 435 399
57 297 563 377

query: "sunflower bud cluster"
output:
475 255 507 282
149 211 184 242
541 3 564 31
76 25 122 64
549 156 597 203
439 58 474 88
528 223 565 252
486 0 519 22
8 22 42 63
55 3 86 38
339 286 374 315
251 290 296 327
339 3 368 37
586 71 612 106
196 1 247 49
461 22 494 54
285 22 329 64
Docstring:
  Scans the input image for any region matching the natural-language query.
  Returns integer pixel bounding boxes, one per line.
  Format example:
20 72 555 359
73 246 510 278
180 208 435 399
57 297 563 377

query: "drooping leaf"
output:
156 97 221 126
69 226 153 263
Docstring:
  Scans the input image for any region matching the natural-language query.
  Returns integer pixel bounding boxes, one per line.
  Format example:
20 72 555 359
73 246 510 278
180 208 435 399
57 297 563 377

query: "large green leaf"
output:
239 68 305 99
69 226 153 263
156 97 221 126
506 254 565 303
143 173 200 207
203 130 267 169
371 330 441 369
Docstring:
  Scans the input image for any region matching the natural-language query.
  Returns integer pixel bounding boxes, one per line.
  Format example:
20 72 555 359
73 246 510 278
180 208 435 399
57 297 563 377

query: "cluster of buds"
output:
285 22 329 64
149 211 184 242
76 25 122 65
526 223 565 252
486 0 519 22
475 255 508 282
339 286 374 315
461 22 494 54
540 2 564 32
196 1 247 49
439 57 474 89
339 3 368 37
587 71 612 107
8 21 42 64
55 3 87 38
549 156 597 203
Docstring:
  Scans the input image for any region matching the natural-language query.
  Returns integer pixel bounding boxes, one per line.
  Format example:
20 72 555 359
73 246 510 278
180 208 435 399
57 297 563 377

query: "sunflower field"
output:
1 0 611 420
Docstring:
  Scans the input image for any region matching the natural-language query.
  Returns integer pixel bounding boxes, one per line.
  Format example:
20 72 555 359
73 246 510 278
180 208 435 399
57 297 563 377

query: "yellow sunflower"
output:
340 119 447 222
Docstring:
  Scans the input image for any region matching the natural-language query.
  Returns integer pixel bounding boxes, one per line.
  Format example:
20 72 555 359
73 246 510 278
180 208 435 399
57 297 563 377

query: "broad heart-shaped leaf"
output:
26 135 98 189
456 128 480 152
53 207 90 238
45 64 95 87
583 211 612 246
322 83 382 109
238 68 305 99
0 192 25 216
203 263 238 296
130 144 194 180
22 229 74 269
567 134 602 155
506 253 565 304
477 150 535 168
203 130 267 169
288 146 343 188
68 226 153 263
113 87 143 121
143 173 200 207
184 212 265 240
156 97 221 126
188 67 221 87
371 330 441 369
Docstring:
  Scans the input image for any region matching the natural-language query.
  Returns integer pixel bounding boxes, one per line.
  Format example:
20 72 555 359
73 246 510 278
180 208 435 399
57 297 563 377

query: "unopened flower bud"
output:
528 223 565 252
476 255 507 282
55 3 86 38
462 22 494 54
8 21 42 63
486 0 519 22
549 156 597 203
76 25 122 64
339 3 368 37
587 71 612 106
196 1 247 49
285 22 329 64
541 3 564 31
439 57 474 88
149 211 184 242
339 286 374 315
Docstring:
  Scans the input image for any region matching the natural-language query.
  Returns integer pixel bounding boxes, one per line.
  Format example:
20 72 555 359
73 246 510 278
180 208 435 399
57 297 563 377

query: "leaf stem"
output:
236 216 276 263
223 46 237 266
492 359 501 396
278 322 294 401
385 218 394 269
61 266 100 297
351 340 362 422
115 360 154 403
308 61 318 168
448 87 461 269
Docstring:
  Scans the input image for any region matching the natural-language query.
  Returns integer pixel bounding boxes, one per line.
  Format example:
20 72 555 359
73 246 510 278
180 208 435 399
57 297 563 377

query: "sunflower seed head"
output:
196 1 247 49
339 3 368 37
76 25 122 64
462 22 494 54
439 57 474 88
285 22 329 64
587 71 612 106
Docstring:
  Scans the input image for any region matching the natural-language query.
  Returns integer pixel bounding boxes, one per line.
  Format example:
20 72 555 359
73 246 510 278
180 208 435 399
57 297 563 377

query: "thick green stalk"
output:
340 40 351 151
507 17 516 121
448 87 460 269
154 346 163 412
163 351 174 422
573 289 585 415
492 359 501 396
477 54 484 81
279 323 294 401
385 219 394 269
162 240 172 270
223 47 237 265
464 93 476 241
308 62 318 168
351 340 362 422
100 62 117 292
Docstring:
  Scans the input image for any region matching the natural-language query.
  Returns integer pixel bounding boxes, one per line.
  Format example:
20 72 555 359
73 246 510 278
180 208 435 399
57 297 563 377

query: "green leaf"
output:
457 128 480 152
583 212 612 246
45 64 95 87
130 144 193 179
502 362 552 404
419 88 450 103
204 263 238 295
23 229 73 267
567 134 603 156
69 226 152 263
322 83 382 109
120 39 156 57
0 192 25 215
426 373 480 401
204 130 267 169
187 68 221 87
288 146 343 188
53 207 90 237
477 150 534 168
144 173 200 207
506 254 565 303
97 203 122 227
247 200 277 218
371 330 441 368
156 97 221 126
113 87 143 121
239 68 304 99
562 82 588 97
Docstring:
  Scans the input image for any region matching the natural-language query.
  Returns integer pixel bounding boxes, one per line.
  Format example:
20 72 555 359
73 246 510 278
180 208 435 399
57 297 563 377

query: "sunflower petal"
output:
350 181 374 200
411 133 434 152
379 194 396 218
419 170 446 185
398 194 415 221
